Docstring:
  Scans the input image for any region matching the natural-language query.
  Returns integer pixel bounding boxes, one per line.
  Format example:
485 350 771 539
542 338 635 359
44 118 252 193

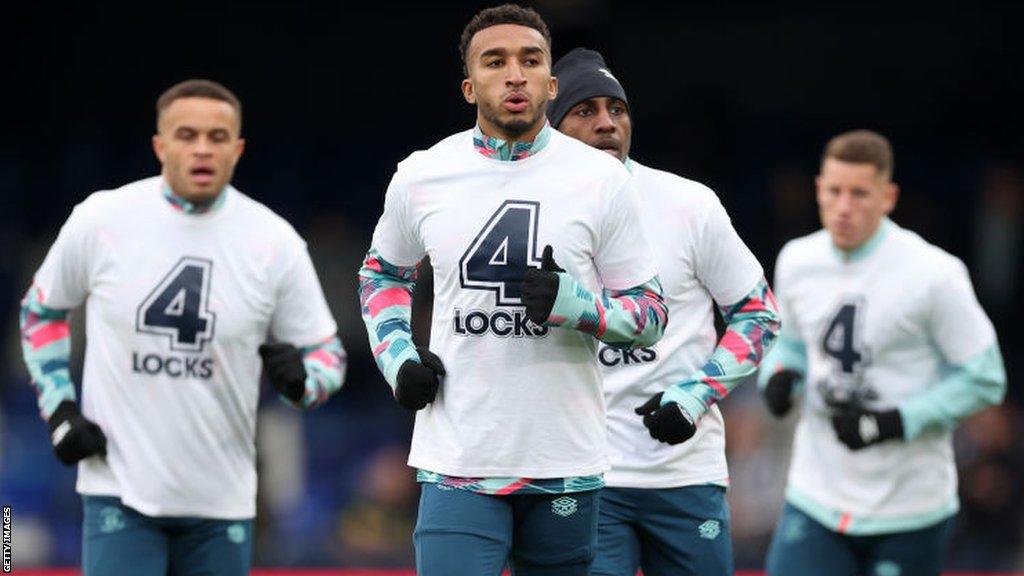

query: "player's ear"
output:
549 74 558 100
152 134 165 163
234 138 245 161
884 182 899 214
462 78 476 104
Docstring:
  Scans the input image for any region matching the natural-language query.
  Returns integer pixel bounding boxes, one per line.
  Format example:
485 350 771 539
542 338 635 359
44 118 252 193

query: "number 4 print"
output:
136 257 216 352
821 298 870 375
459 200 543 306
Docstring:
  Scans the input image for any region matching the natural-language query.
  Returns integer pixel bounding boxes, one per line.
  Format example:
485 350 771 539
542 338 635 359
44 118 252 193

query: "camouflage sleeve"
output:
546 275 668 349
19 285 76 420
663 278 781 420
358 248 421 389
285 336 347 409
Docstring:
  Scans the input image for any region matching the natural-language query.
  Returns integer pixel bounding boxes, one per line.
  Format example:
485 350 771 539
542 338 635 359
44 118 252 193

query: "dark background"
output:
2 1 1022 569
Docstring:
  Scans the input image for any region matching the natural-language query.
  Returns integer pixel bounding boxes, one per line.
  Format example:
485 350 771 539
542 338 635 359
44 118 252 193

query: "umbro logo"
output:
698 519 721 540
551 496 578 517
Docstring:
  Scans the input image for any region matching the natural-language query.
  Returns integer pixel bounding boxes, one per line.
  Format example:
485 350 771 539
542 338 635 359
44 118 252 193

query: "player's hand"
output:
762 369 801 418
259 342 307 403
830 406 903 450
521 245 565 325
48 401 107 466
395 347 446 410
635 392 697 445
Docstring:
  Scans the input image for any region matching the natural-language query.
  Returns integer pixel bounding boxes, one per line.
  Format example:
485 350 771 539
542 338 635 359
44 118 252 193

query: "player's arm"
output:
639 278 781 444
359 249 446 410
521 245 668 348
522 175 668 348
20 286 76 419
891 260 1005 441
758 243 806 418
20 200 106 465
359 172 444 411
359 247 420 387
264 233 348 410
259 337 347 409
897 344 1005 440
757 328 807 418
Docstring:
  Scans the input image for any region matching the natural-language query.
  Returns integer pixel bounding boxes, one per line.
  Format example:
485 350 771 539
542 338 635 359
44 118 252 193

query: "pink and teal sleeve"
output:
546 274 669 348
663 278 781 419
293 337 347 409
19 285 76 420
358 248 421 389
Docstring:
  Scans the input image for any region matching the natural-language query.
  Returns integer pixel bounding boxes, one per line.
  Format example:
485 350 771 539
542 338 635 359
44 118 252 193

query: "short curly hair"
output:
459 4 552 74
156 79 242 131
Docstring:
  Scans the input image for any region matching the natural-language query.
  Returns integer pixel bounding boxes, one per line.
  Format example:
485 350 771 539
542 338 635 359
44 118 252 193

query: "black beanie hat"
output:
548 47 628 128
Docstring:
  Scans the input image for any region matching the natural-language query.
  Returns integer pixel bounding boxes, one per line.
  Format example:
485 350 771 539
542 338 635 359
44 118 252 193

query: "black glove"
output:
259 342 307 403
762 369 801 418
48 401 107 466
521 245 565 325
831 407 903 450
395 347 446 411
635 392 697 445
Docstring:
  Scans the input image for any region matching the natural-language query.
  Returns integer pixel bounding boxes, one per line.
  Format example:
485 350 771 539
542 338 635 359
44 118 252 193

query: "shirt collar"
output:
162 181 228 215
473 122 551 162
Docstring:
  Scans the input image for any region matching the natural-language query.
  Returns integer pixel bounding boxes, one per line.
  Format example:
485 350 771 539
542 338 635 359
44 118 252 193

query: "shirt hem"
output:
604 470 729 489
785 484 959 535
77 487 255 520
407 457 609 479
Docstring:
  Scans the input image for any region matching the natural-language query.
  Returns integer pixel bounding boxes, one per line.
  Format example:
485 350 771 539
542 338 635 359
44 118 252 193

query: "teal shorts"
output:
591 485 733 576
82 495 252 576
766 501 955 576
414 483 599 576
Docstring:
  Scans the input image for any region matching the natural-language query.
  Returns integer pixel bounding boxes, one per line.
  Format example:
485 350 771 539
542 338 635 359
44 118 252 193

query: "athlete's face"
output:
556 96 631 162
816 158 898 251
462 24 557 141
152 97 244 204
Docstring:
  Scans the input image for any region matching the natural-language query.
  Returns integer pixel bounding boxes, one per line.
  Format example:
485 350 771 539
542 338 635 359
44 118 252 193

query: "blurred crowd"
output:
1 159 1020 570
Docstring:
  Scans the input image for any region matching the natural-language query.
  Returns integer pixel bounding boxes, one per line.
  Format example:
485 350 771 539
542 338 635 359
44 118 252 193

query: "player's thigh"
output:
865 517 955 576
591 488 642 576
509 490 599 576
636 485 733 576
82 495 169 576
167 517 252 576
414 483 512 576
765 502 859 576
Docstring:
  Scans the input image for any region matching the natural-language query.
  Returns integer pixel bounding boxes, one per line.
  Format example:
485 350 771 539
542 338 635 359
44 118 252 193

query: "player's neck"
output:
831 218 891 263
161 180 228 215
473 121 551 162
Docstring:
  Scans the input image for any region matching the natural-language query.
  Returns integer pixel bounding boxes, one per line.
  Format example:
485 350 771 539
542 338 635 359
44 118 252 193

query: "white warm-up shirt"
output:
32 176 336 519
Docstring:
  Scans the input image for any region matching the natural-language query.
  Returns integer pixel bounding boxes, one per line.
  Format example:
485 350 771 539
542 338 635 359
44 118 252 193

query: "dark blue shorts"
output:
591 484 733 576
82 495 253 576
766 502 955 576
414 483 599 576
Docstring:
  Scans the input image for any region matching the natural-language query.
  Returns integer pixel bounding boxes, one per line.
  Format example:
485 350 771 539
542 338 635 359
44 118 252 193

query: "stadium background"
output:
3 1 1022 572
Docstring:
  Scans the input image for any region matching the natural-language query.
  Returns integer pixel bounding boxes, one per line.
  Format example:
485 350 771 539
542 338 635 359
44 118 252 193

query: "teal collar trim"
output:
473 122 551 162
831 218 890 263
624 157 636 174
162 181 228 215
